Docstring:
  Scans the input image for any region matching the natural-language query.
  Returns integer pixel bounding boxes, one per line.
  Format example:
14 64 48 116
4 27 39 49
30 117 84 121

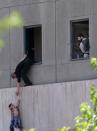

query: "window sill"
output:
71 57 90 62
33 61 42 65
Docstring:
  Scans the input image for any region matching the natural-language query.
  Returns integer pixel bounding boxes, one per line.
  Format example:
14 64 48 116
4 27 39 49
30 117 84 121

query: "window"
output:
70 19 89 60
24 25 42 63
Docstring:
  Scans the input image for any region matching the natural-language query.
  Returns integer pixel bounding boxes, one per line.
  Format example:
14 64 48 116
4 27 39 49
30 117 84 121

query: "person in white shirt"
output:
77 33 90 59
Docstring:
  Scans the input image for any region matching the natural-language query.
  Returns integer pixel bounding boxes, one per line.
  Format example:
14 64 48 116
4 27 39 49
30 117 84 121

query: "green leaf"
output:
0 39 4 48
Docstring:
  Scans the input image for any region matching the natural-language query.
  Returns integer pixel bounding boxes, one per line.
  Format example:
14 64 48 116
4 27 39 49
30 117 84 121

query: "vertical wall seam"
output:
55 0 57 83
9 8 11 88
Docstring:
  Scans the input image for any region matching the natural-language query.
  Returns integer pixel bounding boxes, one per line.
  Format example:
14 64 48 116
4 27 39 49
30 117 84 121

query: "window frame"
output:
24 24 42 64
70 18 89 61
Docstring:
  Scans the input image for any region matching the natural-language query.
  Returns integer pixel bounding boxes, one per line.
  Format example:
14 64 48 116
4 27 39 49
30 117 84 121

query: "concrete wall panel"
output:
29 65 56 85
0 0 55 8
1 79 97 131
57 61 97 82
0 0 97 87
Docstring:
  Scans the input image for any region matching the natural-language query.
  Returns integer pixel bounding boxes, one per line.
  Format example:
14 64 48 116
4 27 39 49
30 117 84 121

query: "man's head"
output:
77 33 84 41
8 103 14 111
11 72 16 79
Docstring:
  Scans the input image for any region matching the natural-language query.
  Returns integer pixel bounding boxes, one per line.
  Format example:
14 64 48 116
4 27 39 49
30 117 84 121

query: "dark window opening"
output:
24 25 42 63
71 19 89 60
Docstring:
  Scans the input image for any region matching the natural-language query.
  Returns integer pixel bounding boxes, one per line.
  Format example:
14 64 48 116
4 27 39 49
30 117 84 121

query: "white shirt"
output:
79 42 85 53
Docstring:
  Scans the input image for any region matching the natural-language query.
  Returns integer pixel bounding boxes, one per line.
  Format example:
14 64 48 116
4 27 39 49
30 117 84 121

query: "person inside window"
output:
77 33 90 59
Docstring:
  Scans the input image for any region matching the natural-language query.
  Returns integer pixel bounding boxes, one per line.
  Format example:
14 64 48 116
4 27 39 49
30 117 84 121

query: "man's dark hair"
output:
78 33 84 37
8 103 12 108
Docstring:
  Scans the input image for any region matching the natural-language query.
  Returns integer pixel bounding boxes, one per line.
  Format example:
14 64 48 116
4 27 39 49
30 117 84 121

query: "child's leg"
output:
10 124 14 131
18 117 22 128
14 117 22 129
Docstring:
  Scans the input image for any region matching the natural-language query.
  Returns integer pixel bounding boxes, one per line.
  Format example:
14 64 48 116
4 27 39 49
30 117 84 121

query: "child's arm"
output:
16 95 21 107
16 76 23 96
16 81 21 96
16 87 23 107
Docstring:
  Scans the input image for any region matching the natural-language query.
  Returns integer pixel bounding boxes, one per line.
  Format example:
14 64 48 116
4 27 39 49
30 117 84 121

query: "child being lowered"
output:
9 95 22 131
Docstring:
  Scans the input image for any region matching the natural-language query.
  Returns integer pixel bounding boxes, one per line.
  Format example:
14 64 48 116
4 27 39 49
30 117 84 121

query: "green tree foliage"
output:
57 127 70 131
75 85 97 131
90 58 97 70
0 11 23 48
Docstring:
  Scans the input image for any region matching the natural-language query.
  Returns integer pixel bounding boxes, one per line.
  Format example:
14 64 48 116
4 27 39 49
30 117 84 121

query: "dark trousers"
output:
10 124 14 131
21 58 33 86
10 117 22 131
